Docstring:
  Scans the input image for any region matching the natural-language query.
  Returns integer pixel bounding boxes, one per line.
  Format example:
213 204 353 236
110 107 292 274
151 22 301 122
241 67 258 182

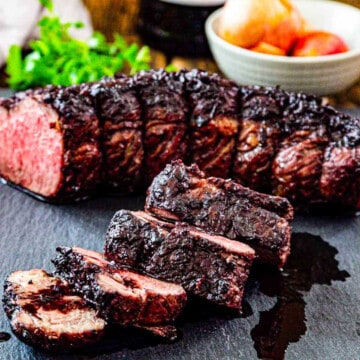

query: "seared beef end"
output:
145 160 293 268
133 70 188 183
2 269 105 351
90 77 144 192
0 85 102 202
105 210 255 310
52 246 187 329
179 69 239 178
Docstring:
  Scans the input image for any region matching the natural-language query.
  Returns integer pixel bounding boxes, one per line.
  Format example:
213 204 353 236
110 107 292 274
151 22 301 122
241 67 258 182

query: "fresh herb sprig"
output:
6 0 152 90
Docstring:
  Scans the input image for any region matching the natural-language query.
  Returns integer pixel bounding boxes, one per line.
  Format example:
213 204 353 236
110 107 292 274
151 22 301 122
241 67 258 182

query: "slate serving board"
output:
0 107 359 360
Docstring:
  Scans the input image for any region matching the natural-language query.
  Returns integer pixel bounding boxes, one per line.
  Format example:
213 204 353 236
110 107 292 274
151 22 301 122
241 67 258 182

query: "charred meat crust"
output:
178 69 240 178
132 69 188 185
89 76 144 192
145 160 292 268
2 269 106 351
0 70 359 210
52 246 187 327
105 210 255 311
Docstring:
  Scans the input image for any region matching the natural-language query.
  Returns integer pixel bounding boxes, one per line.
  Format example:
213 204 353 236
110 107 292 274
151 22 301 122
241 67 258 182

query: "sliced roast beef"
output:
2 269 106 351
145 160 293 268
0 85 102 202
104 210 255 311
52 246 187 336
89 76 144 192
133 69 188 185
179 69 239 178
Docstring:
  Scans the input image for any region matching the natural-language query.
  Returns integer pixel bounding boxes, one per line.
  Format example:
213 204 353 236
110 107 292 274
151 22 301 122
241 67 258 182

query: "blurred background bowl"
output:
205 0 360 95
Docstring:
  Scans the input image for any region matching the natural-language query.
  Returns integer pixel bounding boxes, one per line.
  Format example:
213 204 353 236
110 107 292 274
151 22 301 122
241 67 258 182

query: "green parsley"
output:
6 0 152 90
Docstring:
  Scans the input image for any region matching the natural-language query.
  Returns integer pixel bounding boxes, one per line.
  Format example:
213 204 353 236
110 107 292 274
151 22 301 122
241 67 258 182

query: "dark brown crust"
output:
89 76 144 192
104 210 255 310
272 130 328 204
320 146 360 207
133 70 188 185
178 69 239 178
233 87 286 191
145 160 293 268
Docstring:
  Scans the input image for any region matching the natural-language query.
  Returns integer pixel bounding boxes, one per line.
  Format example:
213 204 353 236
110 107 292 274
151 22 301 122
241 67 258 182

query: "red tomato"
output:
291 31 349 56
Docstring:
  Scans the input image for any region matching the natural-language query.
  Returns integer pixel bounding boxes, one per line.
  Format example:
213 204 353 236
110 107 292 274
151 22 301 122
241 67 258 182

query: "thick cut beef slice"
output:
2 269 105 351
145 160 293 268
320 145 360 208
89 76 144 192
133 70 188 184
52 246 186 334
233 86 286 192
320 111 360 209
272 130 328 205
179 69 239 178
105 210 255 311
0 85 102 202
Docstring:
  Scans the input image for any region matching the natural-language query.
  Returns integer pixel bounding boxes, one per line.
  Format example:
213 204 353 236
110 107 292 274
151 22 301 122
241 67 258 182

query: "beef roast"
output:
0 85 102 202
0 70 359 211
104 210 255 311
52 246 187 337
2 269 106 351
145 160 293 268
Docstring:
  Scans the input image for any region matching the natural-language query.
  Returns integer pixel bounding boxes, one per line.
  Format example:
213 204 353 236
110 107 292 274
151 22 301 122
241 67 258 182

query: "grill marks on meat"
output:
2 269 106 351
320 112 360 208
179 69 239 178
272 130 328 204
0 85 102 202
321 145 360 208
145 160 293 268
133 70 188 184
52 246 187 331
272 93 329 204
89 76 143 192
105 210 255 311
233 87 286 192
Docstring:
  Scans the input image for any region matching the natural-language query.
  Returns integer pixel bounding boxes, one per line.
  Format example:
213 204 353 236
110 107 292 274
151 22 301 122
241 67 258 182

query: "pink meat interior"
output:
0 98 63 197
73 246 185 295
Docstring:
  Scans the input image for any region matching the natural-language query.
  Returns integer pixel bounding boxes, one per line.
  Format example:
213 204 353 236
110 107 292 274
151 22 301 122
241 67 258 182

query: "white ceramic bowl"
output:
205 0 360 95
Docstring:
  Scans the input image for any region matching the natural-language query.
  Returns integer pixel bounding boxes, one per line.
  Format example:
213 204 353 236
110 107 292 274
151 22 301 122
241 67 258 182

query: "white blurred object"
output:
0 0 93 67
205 0 360 95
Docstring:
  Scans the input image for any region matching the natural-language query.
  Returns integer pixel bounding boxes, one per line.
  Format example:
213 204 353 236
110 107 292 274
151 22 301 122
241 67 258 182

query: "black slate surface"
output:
0 104 359 359
0 184 359 360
